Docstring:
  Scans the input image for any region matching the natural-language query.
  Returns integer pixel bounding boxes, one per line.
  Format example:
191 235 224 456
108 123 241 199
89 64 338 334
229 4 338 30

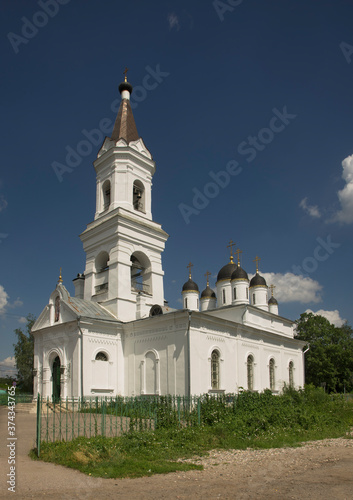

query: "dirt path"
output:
1 406 353 499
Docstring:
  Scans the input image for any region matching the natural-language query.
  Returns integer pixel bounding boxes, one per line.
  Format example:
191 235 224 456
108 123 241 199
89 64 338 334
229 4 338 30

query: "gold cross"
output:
205 271 211 286
187 262 193 278
227 240 236 262
58 267 63 284
123 67 129 82
253 255 261 273
235 248 242 265
269 284 276 297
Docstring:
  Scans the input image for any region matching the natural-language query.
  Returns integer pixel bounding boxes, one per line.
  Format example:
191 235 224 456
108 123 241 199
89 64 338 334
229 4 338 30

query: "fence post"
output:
197 397 201 426
36 394 41 457
102 399 105 436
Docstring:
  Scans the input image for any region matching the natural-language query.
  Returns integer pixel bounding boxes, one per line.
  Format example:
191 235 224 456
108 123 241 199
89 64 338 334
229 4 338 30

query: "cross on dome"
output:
187 262 194 279
253 255 261 274
227 240 236 263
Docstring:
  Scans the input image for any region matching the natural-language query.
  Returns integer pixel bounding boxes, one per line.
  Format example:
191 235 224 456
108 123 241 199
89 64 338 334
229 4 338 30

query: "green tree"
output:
295 312 353 393
13 314 36 393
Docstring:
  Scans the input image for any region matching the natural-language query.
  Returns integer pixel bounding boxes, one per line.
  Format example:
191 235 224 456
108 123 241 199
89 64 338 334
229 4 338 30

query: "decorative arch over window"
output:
133 180 145 212
211 350 220 390
269 358 275 391
95 352 108 361
102 180 111 211
144 350 159 394
95 251 109 294
247 355 254 391
289 361 294 388
131 251 151 294
95 251 109 273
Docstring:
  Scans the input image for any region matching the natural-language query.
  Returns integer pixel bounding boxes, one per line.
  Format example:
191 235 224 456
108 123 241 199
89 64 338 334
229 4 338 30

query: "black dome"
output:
201 286 216 299
268 296 278 305
119 81 133 95
217 262 237 282
231 265 249 281
182 278 199 293
250 273 267 287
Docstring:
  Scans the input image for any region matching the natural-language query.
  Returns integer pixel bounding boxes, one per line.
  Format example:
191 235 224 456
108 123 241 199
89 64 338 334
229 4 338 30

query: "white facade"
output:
32 78 306 400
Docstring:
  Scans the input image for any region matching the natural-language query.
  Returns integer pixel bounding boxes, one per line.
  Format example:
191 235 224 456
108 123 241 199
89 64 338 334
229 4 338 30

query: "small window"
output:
252 293 256 305
233 287 236 300
211 350 220 390
95 352 108 361
102 180 111 210
246 288 249 299
247 355 254 391
269 358 275 391
185 298 188 309
133 180 145 212
289 361 294 388
222 289 226 304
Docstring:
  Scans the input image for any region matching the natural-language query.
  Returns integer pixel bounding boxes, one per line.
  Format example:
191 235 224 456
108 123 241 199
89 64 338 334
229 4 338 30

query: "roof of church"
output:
249 272 267 288
217 261 237 282
110 80 139 143
182 277 199 293
65 296 119 322
201 285 216 299
231 264 249 281
268 296 278 305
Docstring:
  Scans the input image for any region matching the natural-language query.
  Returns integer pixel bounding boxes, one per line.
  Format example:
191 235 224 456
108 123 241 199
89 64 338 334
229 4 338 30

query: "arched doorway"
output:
52 356 61 401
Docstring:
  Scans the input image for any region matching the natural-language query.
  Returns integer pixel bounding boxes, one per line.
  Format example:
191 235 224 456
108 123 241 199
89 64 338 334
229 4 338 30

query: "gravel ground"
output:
1 407 353 499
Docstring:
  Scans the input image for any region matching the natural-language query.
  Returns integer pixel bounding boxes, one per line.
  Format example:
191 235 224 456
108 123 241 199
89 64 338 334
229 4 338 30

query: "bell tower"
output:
78 72 169 321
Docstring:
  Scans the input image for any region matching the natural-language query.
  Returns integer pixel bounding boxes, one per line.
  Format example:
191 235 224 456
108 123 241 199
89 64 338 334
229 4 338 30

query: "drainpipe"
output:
187 311 192 398
78 319 84 399
303 344 310 387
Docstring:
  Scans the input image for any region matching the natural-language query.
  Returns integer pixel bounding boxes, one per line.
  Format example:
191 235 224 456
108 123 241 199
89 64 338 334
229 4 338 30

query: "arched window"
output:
269 358 275 391
131 252 151 294
289 361 294 388
246 288 249 300
211 350 220 390
233 287 237 300
145 351 157 394
133 180 145 212
184 298 188 309
247 355 254 391
252 293 256 305
95 352 108 361
95 251 109 294
222 289 226 304
102 180 111 211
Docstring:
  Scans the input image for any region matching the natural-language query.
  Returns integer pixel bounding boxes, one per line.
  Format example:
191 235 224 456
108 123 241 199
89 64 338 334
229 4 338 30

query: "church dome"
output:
182 277 199 293
201 286 216 299
250 273 267 287
231 265 249 281
268 296 278 305
119 80 133 95
217 261 237 282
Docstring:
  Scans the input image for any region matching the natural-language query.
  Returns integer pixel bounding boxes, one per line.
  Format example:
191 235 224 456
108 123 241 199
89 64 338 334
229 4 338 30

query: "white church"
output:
32 75 306 400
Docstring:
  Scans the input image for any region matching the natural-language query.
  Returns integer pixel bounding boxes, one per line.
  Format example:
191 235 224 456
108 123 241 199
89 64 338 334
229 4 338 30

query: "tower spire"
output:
111 69 139 143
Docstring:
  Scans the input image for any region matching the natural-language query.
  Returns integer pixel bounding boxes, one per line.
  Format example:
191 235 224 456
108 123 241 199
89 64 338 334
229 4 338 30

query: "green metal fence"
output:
35 393 234 455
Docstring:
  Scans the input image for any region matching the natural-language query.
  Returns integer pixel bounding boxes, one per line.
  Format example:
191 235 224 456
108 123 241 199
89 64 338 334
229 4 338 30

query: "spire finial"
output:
187 262 193 279
58 267 63 284
253 255 261 274
123 67 129 82
235 248 242 266
269 284 276 297
205 270 211 287
227 240 236 263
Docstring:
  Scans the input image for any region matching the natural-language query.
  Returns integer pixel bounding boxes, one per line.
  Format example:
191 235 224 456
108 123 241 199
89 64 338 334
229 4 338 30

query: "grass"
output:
31 387 353 479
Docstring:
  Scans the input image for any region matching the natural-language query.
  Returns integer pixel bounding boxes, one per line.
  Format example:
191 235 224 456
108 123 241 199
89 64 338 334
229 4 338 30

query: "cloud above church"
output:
327 154 353 224
261 272 322 304
0 356 17 376
305 309 346 327
299 197 321 218
0 285 9 314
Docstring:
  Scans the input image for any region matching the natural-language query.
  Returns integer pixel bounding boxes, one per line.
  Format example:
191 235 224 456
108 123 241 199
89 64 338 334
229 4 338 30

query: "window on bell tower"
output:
133 180 145 212
102 180 111 211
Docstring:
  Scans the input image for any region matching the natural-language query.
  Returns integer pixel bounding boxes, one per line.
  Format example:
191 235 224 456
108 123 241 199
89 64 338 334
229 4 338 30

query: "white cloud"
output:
0 285 9 314
305 309 346 327
0 195 7 212
0 356 17 376
18 316 27 324
328 154 353 224
299 197 321 218
168 12 180 31
261 272 323 304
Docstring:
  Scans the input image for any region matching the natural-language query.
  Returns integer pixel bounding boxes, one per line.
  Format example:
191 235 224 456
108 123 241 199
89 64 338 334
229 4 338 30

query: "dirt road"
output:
1 407 353 499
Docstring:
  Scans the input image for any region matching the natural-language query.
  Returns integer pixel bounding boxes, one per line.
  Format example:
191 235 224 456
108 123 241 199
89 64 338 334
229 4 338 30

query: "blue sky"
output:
1 0 353 375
